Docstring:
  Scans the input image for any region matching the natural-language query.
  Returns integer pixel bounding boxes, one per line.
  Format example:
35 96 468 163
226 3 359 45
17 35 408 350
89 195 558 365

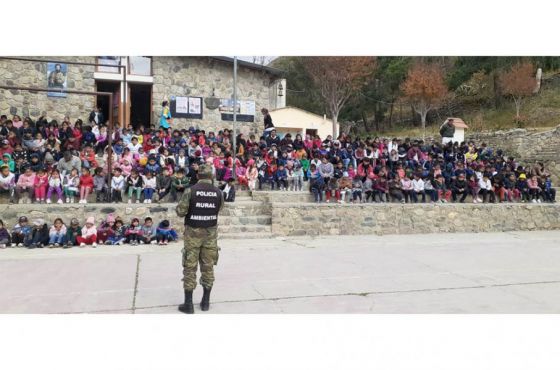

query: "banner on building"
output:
219 99 255 122
47 62 68 98
170 96 203 119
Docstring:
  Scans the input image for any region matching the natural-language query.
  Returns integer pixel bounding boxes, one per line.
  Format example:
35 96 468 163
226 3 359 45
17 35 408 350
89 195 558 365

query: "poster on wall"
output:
219 99 255 122
46 62 68 98
169 96 203 119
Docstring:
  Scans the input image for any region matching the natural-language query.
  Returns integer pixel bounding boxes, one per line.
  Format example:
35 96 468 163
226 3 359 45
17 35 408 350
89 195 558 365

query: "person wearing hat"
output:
516 173 529 202
0 153 14 172
176 164 223 314
76 217 98 247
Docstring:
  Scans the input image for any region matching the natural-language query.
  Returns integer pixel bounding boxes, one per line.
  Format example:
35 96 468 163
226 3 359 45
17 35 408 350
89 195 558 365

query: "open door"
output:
129 83 153 130
96 81 121 127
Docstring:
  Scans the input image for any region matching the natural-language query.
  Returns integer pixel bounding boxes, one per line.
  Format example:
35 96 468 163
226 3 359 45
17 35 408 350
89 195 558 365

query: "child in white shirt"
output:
111 168 125 203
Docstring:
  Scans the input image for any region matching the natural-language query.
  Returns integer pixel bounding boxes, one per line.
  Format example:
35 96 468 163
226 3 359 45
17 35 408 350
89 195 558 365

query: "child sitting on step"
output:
325 177 340 203
220 178 236 202
0 220 11 248
76 217 98 247
106 218 127 245
64 218 81 248
125 218 142 245
46 169 64 204
48 218 67 247
63 168 80 204
97 214 116 245
338 175 353 203
352 177 363 203
156 219 178 245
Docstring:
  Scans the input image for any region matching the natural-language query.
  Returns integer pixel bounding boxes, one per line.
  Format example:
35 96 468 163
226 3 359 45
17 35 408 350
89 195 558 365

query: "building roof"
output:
270 106 333 122
210 57 284 77
447 117 469 129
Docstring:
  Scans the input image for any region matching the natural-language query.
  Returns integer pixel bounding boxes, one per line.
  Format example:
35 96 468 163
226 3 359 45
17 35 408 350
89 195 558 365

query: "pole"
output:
121 58 127 128
107 92 114 190
232 56 237 180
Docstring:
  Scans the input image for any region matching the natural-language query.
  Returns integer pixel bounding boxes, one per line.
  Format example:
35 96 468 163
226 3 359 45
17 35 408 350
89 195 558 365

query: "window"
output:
97 56 123 73
129 56 152 76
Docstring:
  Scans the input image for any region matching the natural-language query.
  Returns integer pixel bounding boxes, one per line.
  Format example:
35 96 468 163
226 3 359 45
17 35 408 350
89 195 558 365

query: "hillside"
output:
270 56 560 137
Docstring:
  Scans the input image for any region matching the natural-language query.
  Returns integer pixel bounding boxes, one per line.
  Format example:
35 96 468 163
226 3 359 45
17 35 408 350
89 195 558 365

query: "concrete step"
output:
218 215 272 226
252 191 315 204
218 224 272 234
234 196 253 201
218 231 273 239
220 204 271 217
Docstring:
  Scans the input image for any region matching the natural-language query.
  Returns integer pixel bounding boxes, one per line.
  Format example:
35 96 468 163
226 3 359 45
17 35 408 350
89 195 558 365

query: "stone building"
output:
0 56 286 136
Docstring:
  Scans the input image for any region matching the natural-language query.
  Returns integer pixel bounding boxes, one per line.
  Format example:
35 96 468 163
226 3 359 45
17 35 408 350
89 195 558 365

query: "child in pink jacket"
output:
16 167 36 202
33 168 49 203
77 217 98 247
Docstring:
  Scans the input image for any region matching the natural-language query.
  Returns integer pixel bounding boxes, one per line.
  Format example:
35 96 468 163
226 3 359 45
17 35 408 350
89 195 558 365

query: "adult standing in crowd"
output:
57 151 82 176
160 101 172 130
439 118 455 144
176 164 223 314
88 106 104 126
261 108 274 138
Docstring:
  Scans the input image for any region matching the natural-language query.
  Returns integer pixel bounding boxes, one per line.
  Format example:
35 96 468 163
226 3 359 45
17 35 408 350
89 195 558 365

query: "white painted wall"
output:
453 128 465 143
269 107 338 139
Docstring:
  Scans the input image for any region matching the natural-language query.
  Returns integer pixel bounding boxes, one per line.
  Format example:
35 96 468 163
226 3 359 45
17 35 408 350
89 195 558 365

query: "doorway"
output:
306 129 318 137
129 83 152 130
95 81 120 126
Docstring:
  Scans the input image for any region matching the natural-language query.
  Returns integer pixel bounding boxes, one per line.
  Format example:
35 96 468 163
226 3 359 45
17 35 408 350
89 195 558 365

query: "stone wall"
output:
0 201 271 238
0 57 278 135
0 57 96 121
0 202 182 231
151 57 276 135
271 203 560 236
467 126 560 184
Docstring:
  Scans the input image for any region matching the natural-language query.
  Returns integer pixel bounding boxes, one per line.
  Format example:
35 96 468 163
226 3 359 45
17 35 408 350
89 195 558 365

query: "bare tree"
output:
401 61 448 140
301 57 377 137
499 61 536 124
250 56 275 66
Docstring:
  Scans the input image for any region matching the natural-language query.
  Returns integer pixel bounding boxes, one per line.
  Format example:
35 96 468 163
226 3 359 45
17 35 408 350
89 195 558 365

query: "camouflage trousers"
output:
182 225 219 291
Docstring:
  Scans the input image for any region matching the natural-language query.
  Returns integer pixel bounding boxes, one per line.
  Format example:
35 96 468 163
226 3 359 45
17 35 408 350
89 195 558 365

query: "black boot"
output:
200 286 212 311
178 290 194 314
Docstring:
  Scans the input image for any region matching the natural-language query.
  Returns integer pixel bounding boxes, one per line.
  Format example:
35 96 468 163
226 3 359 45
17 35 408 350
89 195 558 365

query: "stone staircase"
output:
218 191 272 239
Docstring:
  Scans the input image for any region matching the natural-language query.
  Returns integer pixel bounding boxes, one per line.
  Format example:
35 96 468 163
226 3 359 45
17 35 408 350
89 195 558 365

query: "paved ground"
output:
1 231 559 314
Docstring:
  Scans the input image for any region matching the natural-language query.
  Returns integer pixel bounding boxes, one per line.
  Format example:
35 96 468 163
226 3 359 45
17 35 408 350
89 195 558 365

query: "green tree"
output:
269 57 325 115
342 56 411 132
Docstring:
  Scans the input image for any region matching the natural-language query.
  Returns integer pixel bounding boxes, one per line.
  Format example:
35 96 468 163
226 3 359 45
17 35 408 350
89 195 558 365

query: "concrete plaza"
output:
0 231 559 314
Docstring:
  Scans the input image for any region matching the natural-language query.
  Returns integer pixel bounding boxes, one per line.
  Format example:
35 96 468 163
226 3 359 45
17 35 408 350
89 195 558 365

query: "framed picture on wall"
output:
47 62 68 98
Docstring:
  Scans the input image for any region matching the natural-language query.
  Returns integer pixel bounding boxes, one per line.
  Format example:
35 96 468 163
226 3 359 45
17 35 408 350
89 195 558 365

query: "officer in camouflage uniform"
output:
176 164 223 314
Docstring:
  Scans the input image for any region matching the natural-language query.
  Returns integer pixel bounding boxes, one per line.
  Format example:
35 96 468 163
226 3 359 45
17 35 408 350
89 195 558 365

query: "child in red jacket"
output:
79 167 94 204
